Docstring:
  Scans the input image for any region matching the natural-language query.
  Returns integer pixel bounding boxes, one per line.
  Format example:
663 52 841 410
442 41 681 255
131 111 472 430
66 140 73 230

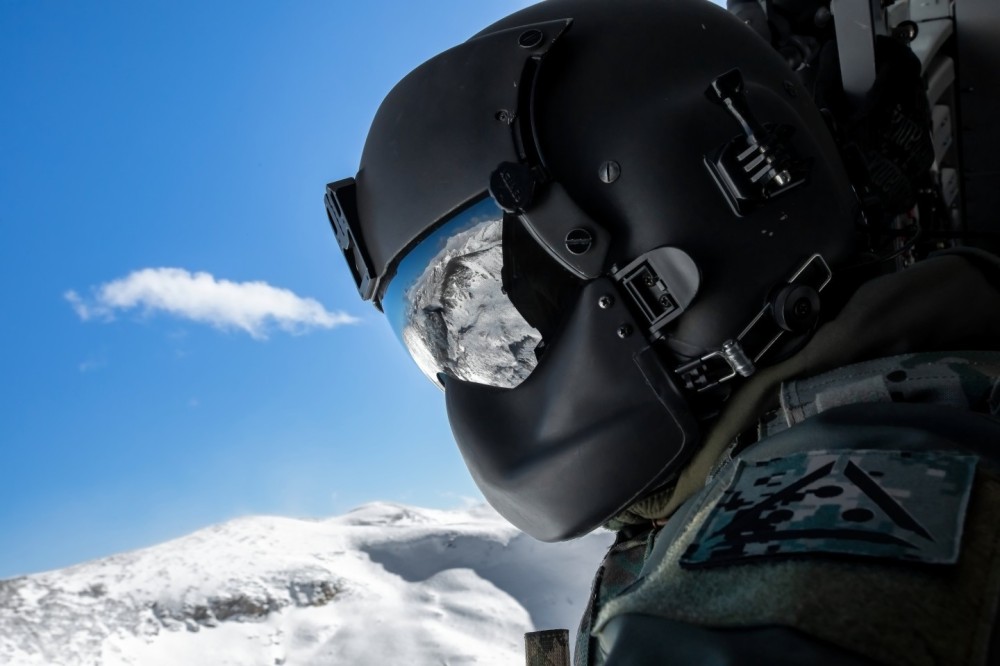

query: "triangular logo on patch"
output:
681 450 976 567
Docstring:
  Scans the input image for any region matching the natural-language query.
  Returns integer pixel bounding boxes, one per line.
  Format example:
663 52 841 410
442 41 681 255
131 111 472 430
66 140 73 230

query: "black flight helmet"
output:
326 0 860 541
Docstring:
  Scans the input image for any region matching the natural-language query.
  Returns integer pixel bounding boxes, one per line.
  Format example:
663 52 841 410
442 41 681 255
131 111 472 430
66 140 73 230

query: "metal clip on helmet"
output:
326 0 860 541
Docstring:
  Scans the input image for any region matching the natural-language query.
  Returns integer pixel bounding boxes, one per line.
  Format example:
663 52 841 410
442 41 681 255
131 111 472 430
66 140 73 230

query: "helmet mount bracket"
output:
612 246 700 341
703 69 809 217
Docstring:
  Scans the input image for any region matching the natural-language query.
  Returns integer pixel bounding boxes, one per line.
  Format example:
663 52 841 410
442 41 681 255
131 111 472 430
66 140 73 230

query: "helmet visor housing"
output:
382 196 543 390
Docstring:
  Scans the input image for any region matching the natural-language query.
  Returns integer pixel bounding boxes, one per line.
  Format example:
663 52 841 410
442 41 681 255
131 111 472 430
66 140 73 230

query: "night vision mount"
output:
325 179 378 304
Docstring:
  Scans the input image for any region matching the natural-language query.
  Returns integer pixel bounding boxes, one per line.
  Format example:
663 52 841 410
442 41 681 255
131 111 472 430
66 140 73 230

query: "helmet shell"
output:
486 0 858 354
346 0 860 539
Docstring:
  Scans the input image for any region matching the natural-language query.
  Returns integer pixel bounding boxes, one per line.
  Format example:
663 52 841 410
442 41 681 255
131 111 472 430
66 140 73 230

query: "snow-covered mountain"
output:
0 502 613 666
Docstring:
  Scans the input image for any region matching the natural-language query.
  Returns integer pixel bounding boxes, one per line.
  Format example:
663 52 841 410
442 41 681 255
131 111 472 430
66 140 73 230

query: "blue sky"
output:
0 0 538 578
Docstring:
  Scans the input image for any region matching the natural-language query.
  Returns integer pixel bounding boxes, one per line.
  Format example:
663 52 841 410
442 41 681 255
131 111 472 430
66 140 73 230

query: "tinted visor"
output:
383 196 549 389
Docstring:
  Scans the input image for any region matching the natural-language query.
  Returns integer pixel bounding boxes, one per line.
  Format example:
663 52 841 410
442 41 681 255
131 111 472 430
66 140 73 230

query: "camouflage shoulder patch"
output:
680 450 977 568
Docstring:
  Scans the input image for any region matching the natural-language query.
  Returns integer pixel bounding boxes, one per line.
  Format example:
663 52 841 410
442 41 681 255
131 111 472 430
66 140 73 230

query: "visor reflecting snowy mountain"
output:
382 196 543 390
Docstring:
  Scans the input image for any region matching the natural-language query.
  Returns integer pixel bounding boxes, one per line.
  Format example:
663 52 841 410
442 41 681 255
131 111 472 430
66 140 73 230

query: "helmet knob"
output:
771 283 820 332
489 161 540 213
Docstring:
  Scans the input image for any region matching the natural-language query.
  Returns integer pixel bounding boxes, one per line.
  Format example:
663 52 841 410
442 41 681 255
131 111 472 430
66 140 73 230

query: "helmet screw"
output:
598 160 621 184
518 29 544 48
793 297 812 319
495 109 512 124
617 324 633 339
598 295 614 309
565 228 594 255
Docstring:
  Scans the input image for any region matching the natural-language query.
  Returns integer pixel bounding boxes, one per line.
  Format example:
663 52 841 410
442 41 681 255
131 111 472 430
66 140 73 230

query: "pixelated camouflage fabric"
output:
681 449 977 567
574 527 655 666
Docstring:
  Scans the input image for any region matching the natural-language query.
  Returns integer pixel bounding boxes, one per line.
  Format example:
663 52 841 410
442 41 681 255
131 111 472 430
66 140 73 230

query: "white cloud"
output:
65 268 359 339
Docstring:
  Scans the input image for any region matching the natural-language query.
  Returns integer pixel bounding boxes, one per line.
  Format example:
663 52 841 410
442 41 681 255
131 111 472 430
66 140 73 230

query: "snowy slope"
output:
0 502 614 665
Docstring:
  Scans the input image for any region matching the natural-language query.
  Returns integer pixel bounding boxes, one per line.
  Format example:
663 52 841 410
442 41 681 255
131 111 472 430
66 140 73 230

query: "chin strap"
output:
675 254 832 392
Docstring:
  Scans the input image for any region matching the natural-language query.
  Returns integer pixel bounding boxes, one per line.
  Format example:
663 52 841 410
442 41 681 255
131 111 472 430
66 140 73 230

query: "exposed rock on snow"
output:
400 217 542 389
0 502 613 665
